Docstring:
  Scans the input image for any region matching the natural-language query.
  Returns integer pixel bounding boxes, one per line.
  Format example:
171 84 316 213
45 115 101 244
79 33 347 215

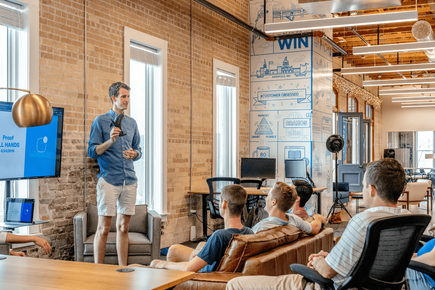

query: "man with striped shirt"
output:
227 158 435 290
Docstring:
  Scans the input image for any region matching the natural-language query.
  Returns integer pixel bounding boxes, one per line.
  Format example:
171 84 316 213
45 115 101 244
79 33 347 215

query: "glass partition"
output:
387 131 435 170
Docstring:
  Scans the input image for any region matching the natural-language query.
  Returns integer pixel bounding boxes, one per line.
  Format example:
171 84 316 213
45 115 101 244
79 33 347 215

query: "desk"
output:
0 221 48 231
189 187 326 239
0 255 194 290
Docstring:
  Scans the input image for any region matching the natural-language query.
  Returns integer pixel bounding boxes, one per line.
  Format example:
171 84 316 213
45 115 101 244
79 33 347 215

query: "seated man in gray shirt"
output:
149 184 253 272
251 181 325 235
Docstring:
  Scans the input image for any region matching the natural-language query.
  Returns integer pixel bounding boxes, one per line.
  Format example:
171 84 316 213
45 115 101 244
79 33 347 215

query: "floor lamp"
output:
325 134 352 222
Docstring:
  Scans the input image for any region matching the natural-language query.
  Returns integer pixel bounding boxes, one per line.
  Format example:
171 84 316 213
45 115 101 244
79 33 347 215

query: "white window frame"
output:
212 59 239 177
123 26 168 220
0 0 40 237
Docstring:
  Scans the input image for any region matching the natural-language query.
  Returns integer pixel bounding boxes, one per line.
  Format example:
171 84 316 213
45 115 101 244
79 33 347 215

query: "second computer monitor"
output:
285 159 307 179
240 158 276 179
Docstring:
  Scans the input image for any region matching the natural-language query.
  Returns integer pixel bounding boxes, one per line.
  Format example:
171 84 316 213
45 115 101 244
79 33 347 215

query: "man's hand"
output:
33 237 52 255
307 250 329 268
313 214 326 225
123 148 137 160
10 250 25 257
150 259 166 269
110 127 121 143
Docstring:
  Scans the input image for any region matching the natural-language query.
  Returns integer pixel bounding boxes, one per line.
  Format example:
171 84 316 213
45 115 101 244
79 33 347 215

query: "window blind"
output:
0 0 24 30
130 42 159 66
217 69 236 87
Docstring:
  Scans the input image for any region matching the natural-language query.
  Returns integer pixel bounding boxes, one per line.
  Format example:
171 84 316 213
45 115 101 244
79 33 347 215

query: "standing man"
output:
88 82 142 266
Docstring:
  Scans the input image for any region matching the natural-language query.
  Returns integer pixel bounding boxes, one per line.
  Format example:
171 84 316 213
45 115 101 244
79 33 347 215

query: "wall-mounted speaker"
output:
383 149 395 159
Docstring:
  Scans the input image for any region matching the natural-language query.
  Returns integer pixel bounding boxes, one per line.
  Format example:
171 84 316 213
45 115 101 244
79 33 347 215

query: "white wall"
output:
382 95 435 151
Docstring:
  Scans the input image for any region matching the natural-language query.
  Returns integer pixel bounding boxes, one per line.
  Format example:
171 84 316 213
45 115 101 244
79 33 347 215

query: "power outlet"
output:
190 209 197 215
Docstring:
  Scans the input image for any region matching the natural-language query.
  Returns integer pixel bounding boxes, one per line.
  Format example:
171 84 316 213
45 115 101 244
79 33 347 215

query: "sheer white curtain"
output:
215 70 237 177
130 42 158 208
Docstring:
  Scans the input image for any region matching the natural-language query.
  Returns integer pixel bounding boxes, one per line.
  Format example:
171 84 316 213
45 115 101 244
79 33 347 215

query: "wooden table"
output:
189 186 327 240
0 255 194 290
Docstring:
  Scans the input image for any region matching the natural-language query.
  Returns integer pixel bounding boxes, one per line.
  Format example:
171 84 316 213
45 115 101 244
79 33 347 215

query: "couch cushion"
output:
87 204 147 235
217 225 302 272
242 227 334 275
83 232 151 256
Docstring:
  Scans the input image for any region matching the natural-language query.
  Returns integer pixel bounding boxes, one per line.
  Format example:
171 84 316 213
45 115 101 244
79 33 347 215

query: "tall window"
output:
213 59 239 177
365 103 374 162
332 88 339 134
124 27 167 216
0 0 39 233
416 131 434 168
348 96 358 112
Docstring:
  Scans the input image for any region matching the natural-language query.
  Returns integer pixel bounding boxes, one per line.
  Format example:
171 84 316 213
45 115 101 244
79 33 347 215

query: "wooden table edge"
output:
154 271 195 290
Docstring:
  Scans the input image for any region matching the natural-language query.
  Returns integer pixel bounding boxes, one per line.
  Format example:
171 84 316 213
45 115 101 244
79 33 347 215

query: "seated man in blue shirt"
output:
251 181 325 235
0 231 51 256
290 180 313 219
408 238 435 289
149 184 253 272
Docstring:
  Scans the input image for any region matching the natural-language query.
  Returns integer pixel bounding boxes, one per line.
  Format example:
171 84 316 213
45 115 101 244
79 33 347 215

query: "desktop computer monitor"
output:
240 158 276 179
285 159 307 179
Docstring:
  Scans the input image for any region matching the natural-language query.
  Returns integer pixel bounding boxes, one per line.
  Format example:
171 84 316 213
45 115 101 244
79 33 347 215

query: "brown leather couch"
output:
175 225 334 290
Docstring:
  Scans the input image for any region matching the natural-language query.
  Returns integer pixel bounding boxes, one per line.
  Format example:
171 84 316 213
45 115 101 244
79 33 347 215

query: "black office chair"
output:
240 179 264 227
240 178 264 208
206 177 241 219
290 214 431 290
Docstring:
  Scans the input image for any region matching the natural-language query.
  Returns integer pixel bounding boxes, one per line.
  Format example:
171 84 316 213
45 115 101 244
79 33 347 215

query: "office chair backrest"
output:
206 177 241 219
339 214 431 290
240 179 263 189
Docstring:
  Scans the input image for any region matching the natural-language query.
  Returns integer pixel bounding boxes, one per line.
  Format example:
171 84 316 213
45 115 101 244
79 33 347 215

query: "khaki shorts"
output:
97 177 137 216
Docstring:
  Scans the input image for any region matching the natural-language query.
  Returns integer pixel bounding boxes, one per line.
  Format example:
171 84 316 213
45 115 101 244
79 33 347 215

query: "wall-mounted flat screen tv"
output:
0 101 64 180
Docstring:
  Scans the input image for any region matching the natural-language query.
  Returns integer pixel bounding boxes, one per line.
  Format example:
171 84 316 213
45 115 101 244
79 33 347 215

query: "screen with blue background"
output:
20 202 33 222
0 101 64 180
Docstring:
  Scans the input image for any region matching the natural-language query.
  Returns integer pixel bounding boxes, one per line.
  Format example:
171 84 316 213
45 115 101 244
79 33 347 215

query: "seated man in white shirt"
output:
251 181 325 235
0 231 51 256
227 158 435 290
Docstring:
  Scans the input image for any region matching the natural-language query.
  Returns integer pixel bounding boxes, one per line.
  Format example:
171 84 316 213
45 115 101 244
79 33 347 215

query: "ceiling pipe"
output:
193 0 347 55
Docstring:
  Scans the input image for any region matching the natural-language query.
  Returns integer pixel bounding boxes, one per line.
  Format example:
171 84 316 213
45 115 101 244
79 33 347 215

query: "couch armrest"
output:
174 272 247 290
73 211 87 262
0 243 10 255
147 209 162 260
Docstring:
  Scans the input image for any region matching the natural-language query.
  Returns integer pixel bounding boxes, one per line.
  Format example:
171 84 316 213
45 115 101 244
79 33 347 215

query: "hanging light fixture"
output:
353 41 435 55
0 88 52 127
380 88 435 95
264 10 417 34
363 77 435 87
341 62 435 75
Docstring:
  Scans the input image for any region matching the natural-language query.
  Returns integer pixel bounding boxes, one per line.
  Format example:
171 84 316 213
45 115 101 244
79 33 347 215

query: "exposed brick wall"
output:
15 0 249 259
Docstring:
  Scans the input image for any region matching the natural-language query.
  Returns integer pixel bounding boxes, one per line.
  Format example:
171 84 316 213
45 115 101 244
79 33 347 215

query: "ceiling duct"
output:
298 0 402 15
412 20 435 63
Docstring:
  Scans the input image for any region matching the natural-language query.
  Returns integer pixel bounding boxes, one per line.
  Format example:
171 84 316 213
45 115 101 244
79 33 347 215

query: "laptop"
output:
4 198 35 226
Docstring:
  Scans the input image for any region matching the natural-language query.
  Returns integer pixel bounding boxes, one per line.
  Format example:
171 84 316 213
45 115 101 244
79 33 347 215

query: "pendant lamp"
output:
1 88 53 127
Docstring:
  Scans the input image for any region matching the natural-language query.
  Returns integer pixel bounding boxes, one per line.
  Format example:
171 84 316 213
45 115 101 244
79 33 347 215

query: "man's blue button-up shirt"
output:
88 109 142 186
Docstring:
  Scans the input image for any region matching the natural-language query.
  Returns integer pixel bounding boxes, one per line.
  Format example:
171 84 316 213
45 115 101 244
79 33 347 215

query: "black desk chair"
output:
206 177 241 219
240 178 264 208
240 179 265 227
290 214 431 290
